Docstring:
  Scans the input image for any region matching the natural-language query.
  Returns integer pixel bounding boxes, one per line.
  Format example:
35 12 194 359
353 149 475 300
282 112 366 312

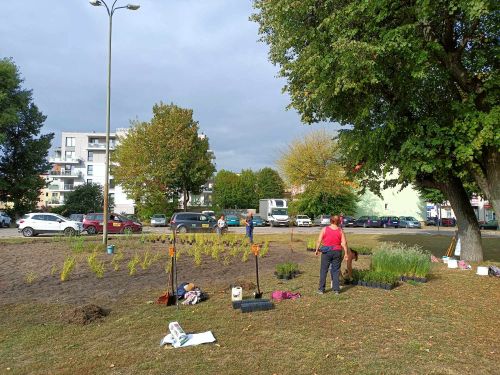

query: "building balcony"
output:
47 199 63 205
48 184 74 191
87 142 116 150
47 170 83 178
49 157 82 164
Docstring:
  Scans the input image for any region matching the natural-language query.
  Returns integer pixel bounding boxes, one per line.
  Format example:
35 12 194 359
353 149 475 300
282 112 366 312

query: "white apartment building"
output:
42 129 135 214
42 130 216 213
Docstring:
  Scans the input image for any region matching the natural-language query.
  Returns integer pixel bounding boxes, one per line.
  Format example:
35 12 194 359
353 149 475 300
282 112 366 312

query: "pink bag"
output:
271 290 301 302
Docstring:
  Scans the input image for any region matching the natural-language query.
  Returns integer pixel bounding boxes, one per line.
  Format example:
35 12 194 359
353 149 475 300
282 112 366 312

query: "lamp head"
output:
126 4 140 10
89 0 102 6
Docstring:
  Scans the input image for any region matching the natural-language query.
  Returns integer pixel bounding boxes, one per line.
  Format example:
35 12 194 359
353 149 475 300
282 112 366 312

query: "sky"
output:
0 0 336 171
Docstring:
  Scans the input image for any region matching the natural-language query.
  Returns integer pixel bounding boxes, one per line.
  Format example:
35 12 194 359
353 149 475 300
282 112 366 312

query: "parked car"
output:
202 210 216 219
425 217 438 226
151 214 167 227
295 215 312 227
17 213 82 237
314 215 331 226
125 214 141 224
0 211 12 228
379 216 400 228
354 216 381 228
170 212 217 233
252 215 266 227
439 217 456 227
83 213 142 235
69 213 85 222
479 219 498 230
225 215 241 227
398 216 422 229
342 216 356 227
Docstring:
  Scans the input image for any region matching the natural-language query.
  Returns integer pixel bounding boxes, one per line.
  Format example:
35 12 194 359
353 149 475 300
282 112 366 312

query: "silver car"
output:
151 214 167 227
399 216 422 229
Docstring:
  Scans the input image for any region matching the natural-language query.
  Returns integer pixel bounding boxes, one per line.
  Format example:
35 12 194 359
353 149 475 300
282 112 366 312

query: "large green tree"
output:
213 168 285 210
62 183 104 215
112 102 215 212
278 130 358 217
213 170 241 209
253 0 499 261
0 58 53 217
255 167 285 200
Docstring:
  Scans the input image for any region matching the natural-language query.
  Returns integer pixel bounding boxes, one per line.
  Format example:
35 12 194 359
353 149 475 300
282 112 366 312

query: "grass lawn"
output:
0 233 499 374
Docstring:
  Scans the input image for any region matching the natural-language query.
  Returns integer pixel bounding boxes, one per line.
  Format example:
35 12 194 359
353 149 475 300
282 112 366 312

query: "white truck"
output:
259 199 290 227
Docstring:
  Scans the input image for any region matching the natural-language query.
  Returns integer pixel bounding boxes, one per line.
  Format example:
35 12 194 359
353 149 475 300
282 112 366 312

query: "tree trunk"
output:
441 176 483 262
183 188 189 212
470 148 500 219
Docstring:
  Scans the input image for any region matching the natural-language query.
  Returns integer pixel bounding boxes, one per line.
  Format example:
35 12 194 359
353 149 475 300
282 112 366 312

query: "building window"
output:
87 179 93 184
65 151 75 160
87 165 93 176
88 151 93 162
65 137 75 147
90 138 99 144
109 179 115 189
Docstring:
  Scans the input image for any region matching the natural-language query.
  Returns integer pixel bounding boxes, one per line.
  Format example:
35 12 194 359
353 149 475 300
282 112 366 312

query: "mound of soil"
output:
65 304 110 325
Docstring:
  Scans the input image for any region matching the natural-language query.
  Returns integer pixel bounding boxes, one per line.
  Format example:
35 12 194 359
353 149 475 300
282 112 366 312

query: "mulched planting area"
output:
0 238 304 305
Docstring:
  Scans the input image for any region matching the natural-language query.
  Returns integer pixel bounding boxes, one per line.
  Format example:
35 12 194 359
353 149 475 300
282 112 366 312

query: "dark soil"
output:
0 239 306 306
64 304 110 325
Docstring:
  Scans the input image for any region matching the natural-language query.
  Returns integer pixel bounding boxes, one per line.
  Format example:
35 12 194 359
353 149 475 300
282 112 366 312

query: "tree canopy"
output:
213 167 285 210
61 183 104 215
253 0 499 261
278 130 358 217
0 58 53 217
112 102 215 212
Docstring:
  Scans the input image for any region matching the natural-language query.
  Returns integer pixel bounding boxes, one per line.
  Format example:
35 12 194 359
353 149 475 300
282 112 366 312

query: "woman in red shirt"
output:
315 215 350 294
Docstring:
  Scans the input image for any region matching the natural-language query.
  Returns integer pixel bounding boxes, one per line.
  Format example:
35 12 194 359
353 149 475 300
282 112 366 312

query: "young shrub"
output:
71 236 86 254
307 238 316 249
87 252 105 278
141 249 153 270
241 245 251 262
111 249 124 271
50 265 58 277
259 241 270 257
24 271 38 285
60 256 77 282
127 253 140 276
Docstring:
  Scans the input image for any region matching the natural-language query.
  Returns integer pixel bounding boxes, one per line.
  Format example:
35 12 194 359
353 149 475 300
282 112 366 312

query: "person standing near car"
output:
217 214 226 235
245 213 254 243
315 215 350 294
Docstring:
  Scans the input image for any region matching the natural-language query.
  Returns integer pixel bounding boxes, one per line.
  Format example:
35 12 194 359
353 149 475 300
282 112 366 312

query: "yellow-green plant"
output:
241 246 251 262
127 253 140 276
71 235 86 253
87 252 105 278
141 250 154 270
60 256 76 282
24 271 37 284
111 249 124 271
259 241 270 257
50 265 58 277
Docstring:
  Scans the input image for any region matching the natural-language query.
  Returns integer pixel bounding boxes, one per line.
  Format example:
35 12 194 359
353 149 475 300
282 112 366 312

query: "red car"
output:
83 213 142 235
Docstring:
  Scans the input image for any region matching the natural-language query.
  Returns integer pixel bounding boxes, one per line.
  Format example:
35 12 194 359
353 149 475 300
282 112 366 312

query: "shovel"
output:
252 244 263 299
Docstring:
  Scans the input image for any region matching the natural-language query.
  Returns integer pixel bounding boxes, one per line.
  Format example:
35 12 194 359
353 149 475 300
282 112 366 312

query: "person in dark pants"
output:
315 215 350 294
245 213 254 243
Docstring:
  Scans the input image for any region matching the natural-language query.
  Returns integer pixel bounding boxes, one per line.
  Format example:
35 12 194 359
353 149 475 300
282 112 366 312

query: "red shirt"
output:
322 226 343 250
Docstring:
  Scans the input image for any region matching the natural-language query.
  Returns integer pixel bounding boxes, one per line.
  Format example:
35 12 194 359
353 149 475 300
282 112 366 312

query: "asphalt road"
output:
2 225 499 239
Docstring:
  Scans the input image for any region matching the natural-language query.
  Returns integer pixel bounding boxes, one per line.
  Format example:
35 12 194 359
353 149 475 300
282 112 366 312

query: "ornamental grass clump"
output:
87 252 105 278
60 256 76 282
371 242 431 278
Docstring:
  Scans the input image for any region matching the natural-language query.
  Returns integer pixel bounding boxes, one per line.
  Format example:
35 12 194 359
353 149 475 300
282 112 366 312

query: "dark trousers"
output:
246 227 253 243
319 251 342 292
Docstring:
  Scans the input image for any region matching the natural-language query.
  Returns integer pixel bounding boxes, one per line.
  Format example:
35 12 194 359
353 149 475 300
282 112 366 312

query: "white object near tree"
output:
476 266 489 276
454 237 461 257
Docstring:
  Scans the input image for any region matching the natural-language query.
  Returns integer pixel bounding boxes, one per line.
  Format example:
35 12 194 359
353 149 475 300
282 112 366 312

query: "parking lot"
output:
1 224 499 238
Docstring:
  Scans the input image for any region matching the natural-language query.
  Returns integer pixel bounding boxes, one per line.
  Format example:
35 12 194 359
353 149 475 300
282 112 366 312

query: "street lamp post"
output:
89 0 140 247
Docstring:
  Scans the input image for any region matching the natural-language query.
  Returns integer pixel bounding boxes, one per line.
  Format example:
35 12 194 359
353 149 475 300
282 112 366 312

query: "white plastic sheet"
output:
160 331 216 348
